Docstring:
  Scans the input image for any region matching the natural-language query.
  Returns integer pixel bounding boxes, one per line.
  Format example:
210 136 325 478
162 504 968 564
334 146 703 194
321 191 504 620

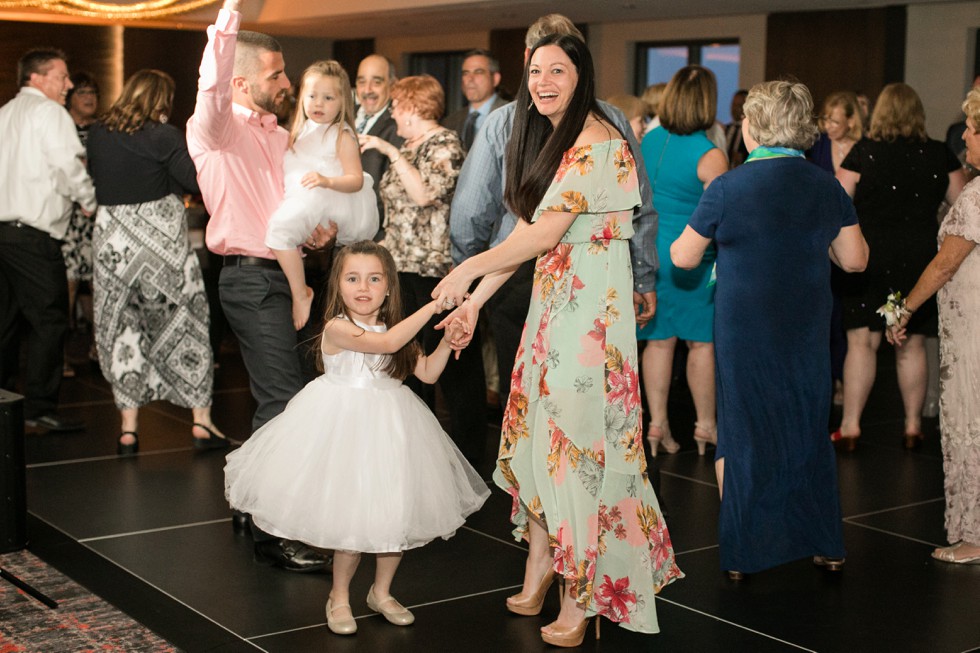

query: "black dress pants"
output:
218 263 305 433
399 272 488 465
219 261 306 543
0 222 69 419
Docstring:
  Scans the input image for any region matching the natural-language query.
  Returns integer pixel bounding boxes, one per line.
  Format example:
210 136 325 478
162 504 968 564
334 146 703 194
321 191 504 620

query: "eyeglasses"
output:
819 115 842 127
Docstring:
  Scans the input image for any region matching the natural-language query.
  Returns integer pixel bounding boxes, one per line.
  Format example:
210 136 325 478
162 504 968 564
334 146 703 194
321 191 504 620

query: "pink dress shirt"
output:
186 8 288 259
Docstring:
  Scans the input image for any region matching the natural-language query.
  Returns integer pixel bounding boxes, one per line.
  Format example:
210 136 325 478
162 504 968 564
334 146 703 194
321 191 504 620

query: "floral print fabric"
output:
380 129 464 278
937 176 980 545
492 140 682 634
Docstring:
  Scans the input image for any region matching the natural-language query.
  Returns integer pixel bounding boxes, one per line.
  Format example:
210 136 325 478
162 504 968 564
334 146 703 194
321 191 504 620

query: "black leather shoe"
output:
231 512 250 535
254 539 332 574
25 414 84 432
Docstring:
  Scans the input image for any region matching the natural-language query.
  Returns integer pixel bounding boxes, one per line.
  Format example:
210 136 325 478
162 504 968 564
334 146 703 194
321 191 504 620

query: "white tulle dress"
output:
265 120 379 247
224 320 490 553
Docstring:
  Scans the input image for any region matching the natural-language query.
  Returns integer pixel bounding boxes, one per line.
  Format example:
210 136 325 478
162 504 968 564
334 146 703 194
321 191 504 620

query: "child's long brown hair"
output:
288 60 356 150
318 241 420 380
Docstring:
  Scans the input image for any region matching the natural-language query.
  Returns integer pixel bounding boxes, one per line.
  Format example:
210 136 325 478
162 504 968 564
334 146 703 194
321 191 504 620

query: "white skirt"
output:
224 374 490 553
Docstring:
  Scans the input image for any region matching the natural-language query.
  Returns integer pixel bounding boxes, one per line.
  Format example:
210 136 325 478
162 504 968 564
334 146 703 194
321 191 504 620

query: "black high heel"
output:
192 422 230 450
117 431 139 456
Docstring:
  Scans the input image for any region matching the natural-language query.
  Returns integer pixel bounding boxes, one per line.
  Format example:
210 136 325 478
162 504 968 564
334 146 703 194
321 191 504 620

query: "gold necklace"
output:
405 125 440 148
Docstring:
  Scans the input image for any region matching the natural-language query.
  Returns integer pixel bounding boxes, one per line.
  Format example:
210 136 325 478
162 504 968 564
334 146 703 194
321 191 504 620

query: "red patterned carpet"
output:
0 549 177 652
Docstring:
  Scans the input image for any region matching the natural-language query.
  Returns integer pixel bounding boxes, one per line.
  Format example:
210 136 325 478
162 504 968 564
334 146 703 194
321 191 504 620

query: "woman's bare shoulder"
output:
573 114 623 148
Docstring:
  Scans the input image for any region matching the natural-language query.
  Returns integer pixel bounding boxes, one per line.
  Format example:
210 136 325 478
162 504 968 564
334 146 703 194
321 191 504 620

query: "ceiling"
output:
0 0 959 37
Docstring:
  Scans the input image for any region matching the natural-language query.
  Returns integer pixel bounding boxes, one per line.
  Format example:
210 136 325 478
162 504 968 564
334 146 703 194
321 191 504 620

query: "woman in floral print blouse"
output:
433 34 681 647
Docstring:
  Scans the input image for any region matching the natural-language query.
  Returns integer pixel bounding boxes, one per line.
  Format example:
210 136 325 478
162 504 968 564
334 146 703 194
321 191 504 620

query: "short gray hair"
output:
743 80 819 150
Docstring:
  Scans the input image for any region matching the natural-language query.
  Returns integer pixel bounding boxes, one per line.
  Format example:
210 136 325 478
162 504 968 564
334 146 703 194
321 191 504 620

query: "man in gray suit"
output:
442 49 508 152
354 54 403 238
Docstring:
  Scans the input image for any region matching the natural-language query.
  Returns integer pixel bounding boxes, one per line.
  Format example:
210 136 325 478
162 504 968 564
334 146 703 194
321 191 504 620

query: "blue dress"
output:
637 127 716 342
688 156 857 573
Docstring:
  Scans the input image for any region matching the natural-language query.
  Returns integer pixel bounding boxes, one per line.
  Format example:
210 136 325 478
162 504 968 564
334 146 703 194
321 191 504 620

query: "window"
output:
636 40 741 122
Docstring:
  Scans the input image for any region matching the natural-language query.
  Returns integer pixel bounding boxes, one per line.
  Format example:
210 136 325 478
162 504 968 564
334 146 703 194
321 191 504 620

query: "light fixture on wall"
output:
0 0 219 20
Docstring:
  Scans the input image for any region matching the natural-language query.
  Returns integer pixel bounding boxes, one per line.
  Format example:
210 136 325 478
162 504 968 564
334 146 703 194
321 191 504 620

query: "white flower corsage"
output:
876 291 911 327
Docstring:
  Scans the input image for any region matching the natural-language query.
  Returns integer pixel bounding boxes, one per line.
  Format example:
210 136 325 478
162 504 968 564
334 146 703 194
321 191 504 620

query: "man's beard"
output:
251 84 284 114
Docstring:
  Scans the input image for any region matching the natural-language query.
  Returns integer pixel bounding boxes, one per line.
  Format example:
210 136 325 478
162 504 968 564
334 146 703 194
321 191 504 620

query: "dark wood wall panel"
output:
124 27 207 129
334 38 374 90
0 21 116 105
766 6 906 111
489 27 525 101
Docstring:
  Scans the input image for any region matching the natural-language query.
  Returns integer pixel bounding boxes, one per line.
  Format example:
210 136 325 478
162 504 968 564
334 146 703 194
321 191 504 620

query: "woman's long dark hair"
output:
504 34 609 222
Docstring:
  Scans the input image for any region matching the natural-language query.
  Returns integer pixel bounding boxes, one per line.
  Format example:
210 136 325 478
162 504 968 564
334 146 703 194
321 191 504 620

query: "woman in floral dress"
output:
434 34 681 646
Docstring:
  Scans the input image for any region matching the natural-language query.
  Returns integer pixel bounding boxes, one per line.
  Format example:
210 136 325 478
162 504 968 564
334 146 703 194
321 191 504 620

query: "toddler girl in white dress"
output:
266 60 379 330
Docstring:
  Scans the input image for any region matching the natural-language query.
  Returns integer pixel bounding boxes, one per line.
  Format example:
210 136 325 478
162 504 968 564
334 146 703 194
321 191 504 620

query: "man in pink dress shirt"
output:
187 0 331 573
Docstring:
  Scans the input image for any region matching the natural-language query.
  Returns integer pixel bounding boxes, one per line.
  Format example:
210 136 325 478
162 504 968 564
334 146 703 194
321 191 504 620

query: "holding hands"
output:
885 314 911 347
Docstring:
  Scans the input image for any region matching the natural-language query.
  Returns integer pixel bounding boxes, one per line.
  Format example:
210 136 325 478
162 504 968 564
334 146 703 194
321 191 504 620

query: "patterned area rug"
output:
0 549 178 652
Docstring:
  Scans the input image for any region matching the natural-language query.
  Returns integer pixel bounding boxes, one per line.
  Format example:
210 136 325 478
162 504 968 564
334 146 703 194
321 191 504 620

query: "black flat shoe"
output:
192 422 230 450
254 539 332 574
117 431 139 456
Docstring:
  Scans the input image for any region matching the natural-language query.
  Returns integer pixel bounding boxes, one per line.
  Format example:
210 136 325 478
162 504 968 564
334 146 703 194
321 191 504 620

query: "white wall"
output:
905 1 979 139
589 14 767 100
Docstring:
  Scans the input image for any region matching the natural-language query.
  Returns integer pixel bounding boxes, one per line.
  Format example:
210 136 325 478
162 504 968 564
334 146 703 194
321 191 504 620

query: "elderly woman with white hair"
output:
671 80 869 578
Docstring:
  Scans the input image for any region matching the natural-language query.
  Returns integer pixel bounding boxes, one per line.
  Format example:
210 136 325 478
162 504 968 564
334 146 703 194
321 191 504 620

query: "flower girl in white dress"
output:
265 60 379 330
224 240 489 636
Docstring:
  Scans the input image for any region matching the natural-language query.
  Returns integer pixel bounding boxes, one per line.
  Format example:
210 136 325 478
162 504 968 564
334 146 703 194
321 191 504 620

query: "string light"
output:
0 0 218 20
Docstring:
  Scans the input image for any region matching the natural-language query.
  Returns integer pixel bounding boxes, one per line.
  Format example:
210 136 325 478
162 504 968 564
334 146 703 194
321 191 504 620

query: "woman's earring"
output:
527 102 533 110
159 113 169 124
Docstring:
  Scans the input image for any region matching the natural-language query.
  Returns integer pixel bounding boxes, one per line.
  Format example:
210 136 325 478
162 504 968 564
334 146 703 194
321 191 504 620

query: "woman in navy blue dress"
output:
671 81 869 577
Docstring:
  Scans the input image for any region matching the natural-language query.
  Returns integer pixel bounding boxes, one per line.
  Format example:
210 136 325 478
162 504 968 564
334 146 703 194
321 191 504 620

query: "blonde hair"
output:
525 14 584 48
743 80 819 150
288 60 356 150
868 83 927 142
660 65 717 135
963 87 980 128
820 91 863 141
641 82 666 119
101 69 174 134
605 94 648 122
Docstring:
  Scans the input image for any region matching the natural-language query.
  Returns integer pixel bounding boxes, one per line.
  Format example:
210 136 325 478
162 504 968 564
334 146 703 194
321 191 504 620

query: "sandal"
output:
647 422 680 457
192 422 230 450
693 422 717 456
932 542 980 564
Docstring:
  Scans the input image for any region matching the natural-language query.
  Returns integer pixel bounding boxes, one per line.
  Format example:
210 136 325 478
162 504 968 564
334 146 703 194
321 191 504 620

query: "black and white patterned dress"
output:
60 122 94 282
87 121 212 410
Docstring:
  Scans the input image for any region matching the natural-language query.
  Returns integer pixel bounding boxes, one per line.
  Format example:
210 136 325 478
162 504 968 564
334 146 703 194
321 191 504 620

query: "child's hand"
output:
300 172 329 190
444 318 471 349
292 286 313 330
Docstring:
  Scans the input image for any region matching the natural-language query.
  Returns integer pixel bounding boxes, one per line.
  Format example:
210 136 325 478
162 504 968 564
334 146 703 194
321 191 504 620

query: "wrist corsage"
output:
876 291 911 327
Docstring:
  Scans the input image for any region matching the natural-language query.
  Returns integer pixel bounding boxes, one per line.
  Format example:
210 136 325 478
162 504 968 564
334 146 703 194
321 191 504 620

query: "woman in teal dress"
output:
637 65 728 457
433 34 681 647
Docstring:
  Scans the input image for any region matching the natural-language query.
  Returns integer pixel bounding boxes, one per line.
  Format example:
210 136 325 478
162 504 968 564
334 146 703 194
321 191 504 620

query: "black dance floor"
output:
20 339 980 652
